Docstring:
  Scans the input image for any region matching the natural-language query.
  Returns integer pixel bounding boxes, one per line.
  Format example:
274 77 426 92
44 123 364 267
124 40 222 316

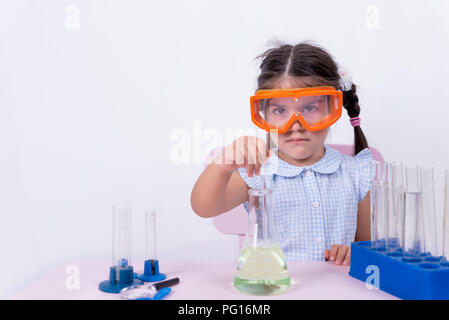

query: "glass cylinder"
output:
145 210 157 260
369 160 388 250
372 160 387 183
387 162 404 188
402 166 422 257
385 163 404 252
112 205 132 268
370 181 388 251
442 170 449 259
420 167 438 257
233 187 290 296
385 184 403 253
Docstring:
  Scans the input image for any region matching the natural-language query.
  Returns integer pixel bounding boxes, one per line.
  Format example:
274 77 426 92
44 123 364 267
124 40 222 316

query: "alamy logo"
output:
365 265 380 290
65 5 81 30
65 265 80 290
365 5 381 30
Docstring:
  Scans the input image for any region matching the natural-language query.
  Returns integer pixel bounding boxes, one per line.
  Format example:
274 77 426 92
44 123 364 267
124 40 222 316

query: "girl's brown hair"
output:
256 41 368 155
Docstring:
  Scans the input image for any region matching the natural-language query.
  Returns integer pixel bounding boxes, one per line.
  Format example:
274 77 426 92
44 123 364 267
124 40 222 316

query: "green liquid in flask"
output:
233 243 290 296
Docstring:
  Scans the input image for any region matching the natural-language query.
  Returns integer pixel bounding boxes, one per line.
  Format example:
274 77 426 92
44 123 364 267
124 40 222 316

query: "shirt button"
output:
305 170 312 177
312 201 320 208
316 237 323 243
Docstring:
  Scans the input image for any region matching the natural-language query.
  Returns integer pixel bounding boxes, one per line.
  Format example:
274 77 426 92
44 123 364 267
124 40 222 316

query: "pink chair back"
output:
205 144 384 252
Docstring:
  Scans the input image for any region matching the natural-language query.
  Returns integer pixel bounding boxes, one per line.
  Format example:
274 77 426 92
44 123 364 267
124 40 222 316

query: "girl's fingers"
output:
233 136 270 176
342 247 351 266
324 249 330 261
255 139 269 165
242 146 255 177
235 149 245 168
247 139 262 175
248 143 260 174
330 244 339 261
335 245 348 265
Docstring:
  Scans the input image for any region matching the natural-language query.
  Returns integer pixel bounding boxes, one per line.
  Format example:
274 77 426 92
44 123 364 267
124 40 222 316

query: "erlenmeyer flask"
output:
233 187 290 296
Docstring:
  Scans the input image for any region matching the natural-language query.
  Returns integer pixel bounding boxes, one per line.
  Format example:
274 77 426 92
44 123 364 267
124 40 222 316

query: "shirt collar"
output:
264 145 342 177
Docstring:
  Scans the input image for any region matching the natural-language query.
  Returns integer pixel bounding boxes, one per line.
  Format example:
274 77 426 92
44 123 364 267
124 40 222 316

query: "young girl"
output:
191 42 372 266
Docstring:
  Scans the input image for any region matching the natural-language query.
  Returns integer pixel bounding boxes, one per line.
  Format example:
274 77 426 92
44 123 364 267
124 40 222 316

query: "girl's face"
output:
267 76 329 166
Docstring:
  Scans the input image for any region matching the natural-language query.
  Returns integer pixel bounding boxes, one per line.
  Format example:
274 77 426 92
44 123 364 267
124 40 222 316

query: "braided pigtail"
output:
342 84 369 155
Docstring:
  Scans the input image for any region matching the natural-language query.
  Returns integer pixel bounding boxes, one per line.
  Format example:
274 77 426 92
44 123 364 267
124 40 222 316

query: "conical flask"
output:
233 185 290 296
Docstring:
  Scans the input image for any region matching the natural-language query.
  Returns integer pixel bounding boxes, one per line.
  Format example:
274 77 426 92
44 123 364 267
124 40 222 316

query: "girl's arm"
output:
191 136 269 218
354 191 371 242
190 164 249 218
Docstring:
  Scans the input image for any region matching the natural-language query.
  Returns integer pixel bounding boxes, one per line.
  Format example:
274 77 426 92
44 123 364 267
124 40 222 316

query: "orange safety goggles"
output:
250 86 343 133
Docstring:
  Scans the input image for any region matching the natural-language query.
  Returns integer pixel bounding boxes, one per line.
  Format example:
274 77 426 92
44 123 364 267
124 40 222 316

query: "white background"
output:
1 0 448 298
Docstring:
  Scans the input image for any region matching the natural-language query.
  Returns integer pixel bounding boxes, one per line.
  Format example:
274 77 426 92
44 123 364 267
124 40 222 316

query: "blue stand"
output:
137 259 166 282
99 266 143 293
349 240 449 300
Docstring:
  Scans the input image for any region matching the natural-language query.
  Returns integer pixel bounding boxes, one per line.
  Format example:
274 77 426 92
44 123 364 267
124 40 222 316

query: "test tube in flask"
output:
99 205 143 293
233 187 290 296
138 210 166 282
402 166 423 258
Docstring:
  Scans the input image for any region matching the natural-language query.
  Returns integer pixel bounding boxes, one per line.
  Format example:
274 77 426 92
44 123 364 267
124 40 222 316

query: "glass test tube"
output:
369 161 388 250
385 162 404 252
370 181 388 250
246 187 277 249
145 210 157 260
402 166 422 256
420 167 438 257
442 170 449 259
112 205 132 269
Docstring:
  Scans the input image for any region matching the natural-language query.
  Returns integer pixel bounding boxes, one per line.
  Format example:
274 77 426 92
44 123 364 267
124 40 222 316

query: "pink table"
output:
12 261 397 300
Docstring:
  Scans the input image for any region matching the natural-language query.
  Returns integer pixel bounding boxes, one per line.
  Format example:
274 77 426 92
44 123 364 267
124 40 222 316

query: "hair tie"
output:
350 117 361 127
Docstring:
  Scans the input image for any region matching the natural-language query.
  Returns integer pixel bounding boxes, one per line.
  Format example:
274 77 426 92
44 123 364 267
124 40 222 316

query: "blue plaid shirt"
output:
238 144 373 261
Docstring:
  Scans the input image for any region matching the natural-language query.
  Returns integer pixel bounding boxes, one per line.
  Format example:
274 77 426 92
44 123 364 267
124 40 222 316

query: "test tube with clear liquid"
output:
233 170 290 296
402 166 423 258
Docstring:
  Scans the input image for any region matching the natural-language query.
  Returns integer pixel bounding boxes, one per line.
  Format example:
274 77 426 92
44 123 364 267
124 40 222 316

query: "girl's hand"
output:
324 244 351 266
212 136 271 176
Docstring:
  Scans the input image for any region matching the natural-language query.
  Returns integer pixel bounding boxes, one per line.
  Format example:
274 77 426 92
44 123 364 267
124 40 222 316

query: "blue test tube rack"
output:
349 240 449 300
